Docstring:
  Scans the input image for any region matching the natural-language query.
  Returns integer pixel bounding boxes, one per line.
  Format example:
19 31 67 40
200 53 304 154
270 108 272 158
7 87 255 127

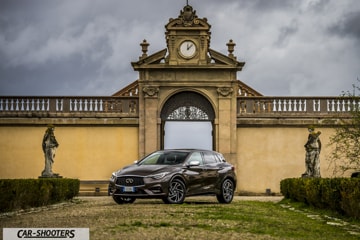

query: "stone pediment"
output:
131 49 167 68
131 47 244 70
208 48 245 70
112 80 139 97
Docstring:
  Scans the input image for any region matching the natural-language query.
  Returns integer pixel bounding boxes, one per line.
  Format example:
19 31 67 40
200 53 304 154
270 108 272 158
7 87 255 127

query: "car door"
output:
183 151 207 194
202 151 221 191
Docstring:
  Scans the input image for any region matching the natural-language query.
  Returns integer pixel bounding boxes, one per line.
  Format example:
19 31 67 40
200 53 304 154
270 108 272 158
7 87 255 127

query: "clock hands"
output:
186 43 193 50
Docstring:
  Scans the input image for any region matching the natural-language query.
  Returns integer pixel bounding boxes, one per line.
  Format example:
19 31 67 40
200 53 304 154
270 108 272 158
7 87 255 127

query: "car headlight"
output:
147 172 169 180
110 172 116 182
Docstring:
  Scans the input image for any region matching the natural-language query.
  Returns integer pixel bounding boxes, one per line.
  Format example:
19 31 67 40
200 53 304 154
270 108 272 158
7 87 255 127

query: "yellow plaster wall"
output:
237 127 336 194
0 126 139 180
0 125 340 194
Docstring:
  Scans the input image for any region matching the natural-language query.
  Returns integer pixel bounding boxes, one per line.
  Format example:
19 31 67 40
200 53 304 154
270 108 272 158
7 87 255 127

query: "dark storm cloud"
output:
275 20 299 47
0 0 359 96
329 11 360 41
245 0 298 11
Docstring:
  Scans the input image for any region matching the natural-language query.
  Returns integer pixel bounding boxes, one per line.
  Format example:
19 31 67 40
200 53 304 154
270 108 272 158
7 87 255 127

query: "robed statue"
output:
41 125 59 177
302 126 321 178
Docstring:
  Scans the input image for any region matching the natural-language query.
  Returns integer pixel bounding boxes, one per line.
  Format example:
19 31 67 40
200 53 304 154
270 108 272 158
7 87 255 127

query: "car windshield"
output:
139 151 190 165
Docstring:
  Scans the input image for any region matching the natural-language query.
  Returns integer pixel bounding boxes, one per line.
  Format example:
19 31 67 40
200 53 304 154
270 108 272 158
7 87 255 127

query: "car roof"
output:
160 149 220 154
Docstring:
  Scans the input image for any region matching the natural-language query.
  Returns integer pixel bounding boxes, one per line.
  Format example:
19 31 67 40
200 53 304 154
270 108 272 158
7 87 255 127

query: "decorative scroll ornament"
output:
161 91 215 121
217 87 233 97
143 86 159 97
179 5 197 26
167 106 209 120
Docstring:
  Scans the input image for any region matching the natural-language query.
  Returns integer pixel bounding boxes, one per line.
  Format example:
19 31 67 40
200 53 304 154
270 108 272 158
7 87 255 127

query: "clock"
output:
179 40 197 58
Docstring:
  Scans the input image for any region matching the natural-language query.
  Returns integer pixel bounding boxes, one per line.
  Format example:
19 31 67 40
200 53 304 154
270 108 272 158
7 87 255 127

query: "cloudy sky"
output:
0 0 359 97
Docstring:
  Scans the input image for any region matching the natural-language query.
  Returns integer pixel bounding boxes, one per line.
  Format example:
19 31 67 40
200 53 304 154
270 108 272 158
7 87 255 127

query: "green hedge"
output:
280 178 360 219
0 178 80 213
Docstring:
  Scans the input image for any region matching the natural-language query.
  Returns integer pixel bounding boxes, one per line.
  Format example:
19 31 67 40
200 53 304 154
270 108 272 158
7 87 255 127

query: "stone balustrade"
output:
237 96 359 116
0 96 139 117
1 96 358 119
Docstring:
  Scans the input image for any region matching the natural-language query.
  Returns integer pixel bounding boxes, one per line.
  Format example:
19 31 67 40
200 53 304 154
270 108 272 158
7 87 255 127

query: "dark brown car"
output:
108 149 237 204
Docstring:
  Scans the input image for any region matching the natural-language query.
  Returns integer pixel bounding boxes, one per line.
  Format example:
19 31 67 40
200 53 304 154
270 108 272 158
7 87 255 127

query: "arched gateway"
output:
128 4 245 164
160 91 215 150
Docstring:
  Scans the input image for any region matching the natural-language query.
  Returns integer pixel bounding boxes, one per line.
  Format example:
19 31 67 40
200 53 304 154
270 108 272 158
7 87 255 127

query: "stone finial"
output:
140 39 150 59
226 39 236 58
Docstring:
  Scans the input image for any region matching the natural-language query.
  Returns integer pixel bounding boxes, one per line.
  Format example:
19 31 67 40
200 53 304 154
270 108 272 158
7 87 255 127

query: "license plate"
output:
123 186 135 192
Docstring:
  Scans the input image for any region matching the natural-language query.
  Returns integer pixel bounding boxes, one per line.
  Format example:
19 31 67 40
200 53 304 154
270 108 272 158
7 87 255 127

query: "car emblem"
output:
126 178 134 184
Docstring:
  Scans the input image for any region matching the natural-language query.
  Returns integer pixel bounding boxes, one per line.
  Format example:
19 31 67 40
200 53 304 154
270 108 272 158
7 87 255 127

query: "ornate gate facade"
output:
129 4 244 165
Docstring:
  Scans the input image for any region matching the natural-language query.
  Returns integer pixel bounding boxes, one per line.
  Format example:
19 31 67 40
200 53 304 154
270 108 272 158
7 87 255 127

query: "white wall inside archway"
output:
164 121 212 150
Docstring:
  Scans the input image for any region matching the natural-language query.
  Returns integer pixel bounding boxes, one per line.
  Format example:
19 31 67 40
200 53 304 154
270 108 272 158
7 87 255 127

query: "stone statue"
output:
41 125 59 177
302 126 321 178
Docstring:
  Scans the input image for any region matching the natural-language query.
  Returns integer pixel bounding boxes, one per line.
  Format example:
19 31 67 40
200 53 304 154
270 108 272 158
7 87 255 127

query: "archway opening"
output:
164 121 212 150
160 92 215 150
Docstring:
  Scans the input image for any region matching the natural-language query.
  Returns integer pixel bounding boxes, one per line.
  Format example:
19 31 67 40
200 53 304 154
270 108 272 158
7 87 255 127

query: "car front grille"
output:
116 176 144 186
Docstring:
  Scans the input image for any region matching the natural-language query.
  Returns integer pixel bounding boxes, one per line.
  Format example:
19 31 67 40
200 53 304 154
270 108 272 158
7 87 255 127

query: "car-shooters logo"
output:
3 228 89 240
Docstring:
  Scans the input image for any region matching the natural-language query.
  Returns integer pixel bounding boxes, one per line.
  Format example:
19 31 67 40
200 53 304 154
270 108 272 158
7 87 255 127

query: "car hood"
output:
115 164 179 177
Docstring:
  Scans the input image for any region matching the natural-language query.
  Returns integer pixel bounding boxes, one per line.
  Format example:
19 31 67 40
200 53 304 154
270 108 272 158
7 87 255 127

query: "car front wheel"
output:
216 179 235 204
112 195 136 204
163 179 186 204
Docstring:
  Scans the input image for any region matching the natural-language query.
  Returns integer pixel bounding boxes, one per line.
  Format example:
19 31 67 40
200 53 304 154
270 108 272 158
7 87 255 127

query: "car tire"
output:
216 179 235 204
162 178 186 204
112 195 136 204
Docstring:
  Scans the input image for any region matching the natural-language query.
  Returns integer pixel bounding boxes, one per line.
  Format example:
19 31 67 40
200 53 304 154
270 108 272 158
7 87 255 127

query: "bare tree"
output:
328 78 360 176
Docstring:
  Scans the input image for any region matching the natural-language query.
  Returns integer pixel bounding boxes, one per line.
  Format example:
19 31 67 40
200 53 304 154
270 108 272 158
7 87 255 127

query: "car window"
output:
139 152 162 165
187 152 203 165
161 152 189 165
203 152 218 164
139 151 189 165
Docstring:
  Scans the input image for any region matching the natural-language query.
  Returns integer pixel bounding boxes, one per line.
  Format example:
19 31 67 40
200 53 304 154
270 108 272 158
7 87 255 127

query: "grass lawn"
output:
1 196 359 240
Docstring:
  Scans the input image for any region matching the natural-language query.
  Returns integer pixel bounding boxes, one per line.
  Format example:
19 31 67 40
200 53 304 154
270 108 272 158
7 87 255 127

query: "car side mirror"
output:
187 160 200 167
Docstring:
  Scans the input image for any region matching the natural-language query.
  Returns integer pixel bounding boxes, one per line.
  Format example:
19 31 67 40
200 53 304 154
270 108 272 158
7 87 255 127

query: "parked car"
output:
108 149 237 204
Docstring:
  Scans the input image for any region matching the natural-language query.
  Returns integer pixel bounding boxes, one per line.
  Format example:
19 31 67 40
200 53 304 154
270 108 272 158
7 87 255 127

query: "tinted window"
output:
203 152 218 164
161 152 189 165
139 151 189 165
139 152 162 165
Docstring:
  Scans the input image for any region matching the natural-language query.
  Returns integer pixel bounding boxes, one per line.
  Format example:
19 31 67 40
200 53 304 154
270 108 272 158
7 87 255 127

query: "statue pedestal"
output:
39 173 63 178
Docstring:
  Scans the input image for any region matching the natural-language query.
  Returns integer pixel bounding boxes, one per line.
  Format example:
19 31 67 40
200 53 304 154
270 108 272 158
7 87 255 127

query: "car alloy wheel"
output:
112 195 136 204
217 179 234 204
163 179 186 204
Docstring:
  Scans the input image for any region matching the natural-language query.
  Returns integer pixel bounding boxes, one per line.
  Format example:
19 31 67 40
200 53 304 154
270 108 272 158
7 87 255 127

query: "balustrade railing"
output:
0 96 139 117
1 96 358 118
237 96 360 116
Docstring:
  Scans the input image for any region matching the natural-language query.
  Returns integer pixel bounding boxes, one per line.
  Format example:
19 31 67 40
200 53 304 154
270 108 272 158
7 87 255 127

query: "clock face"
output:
179 40 196 58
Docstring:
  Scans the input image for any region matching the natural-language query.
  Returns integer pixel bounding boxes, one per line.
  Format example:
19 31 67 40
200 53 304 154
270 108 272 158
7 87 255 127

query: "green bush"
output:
280 178 360 219
0 178 80 213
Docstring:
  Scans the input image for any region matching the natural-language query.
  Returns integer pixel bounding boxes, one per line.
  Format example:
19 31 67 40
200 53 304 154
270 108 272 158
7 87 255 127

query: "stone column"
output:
142 86 160 156
217 87 237 166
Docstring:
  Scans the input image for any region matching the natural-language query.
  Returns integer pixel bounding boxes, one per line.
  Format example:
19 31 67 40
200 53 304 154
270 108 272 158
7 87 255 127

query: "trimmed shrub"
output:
0 178 80 213
281 178 360 219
